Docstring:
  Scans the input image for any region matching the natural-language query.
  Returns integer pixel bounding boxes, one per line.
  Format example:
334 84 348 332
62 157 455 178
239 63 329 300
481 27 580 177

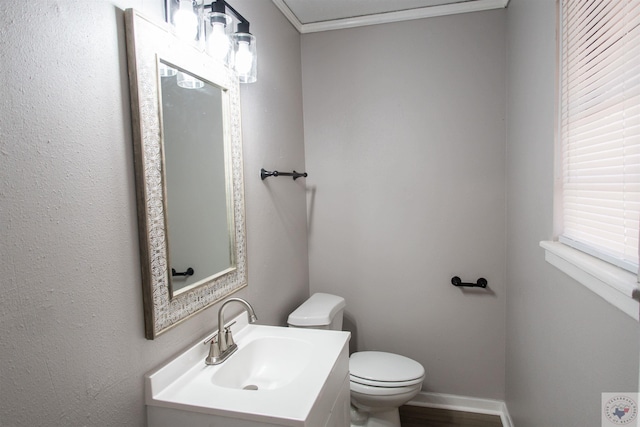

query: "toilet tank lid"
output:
287 293 346 326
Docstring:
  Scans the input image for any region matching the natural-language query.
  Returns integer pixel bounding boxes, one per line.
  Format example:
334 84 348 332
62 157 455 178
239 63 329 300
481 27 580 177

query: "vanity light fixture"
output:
208 0 257 83
166 0 257 84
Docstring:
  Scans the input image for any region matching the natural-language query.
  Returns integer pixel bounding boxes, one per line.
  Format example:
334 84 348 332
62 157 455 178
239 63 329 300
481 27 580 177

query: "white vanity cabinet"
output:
323 376 351 427
147 371 349 427
145 319 350 427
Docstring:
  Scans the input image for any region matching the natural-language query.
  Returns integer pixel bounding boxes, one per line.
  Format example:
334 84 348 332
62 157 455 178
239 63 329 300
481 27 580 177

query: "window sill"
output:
540 241 639 321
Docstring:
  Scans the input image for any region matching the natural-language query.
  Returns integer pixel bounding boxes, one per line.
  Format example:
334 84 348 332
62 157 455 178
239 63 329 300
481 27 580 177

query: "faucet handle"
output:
224 327 235 348
205 335 221 365
203 332 218 345
225 320 236 329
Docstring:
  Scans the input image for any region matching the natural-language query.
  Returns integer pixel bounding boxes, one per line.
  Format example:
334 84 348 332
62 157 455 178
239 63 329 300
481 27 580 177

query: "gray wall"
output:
0 0 308 425
505 0 639 425
2 0 638 425
301 10 507 400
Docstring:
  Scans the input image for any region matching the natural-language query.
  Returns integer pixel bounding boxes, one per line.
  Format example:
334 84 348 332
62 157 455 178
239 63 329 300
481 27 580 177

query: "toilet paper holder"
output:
451 276 487 288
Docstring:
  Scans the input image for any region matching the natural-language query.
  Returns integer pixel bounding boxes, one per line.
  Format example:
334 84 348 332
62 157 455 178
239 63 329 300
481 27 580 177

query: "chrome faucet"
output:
204 298 257 365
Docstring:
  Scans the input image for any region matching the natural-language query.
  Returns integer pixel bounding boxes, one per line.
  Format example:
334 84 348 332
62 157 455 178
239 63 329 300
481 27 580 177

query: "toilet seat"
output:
350 380 421 396
349 351 425 388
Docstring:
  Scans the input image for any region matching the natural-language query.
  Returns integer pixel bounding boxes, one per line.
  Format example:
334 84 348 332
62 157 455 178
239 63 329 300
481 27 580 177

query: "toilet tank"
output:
287 293 345 330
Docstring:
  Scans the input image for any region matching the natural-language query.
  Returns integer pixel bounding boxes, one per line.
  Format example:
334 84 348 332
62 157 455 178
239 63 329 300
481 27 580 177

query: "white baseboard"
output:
408 392 514 427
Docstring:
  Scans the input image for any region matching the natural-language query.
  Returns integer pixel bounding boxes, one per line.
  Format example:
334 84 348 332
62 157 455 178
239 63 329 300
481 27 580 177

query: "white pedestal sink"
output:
145 314 351 427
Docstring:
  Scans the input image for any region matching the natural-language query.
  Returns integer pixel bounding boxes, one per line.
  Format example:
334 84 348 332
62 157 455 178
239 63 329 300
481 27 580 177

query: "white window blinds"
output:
559 0 640 273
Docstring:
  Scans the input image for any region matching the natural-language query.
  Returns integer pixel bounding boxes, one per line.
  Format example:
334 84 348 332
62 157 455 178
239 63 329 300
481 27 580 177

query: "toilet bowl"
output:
349 351 424 427
288 293 425 427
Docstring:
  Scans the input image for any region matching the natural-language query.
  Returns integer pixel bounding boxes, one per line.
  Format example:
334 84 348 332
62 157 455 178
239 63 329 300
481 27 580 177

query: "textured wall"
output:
0 0 307 425
232 0 311 326
505 0 639 425
302 10 507 400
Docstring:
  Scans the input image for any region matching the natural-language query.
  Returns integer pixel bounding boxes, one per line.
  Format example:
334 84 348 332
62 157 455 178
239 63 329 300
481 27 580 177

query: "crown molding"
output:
272 0 304 33
272 0 509 34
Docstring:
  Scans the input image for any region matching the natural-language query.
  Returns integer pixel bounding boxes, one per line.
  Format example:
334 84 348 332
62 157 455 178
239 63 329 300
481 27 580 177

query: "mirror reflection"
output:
159 60 235 295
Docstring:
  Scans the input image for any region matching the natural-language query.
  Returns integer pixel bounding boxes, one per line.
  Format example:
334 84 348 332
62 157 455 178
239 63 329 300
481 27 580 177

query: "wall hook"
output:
261 168 308 181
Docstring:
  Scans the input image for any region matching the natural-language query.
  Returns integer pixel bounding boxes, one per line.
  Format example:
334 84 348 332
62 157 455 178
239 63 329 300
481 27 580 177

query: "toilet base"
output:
350 405 401 427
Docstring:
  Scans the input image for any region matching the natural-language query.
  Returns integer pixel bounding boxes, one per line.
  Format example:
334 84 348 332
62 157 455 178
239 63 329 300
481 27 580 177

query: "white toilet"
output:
288 293 425 427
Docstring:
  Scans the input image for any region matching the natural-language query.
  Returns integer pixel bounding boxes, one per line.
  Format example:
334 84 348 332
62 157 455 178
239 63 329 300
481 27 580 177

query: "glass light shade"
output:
232 33 257 83
205 12 232 63
158 63 177 77
173 0 199 42
176 71 204 89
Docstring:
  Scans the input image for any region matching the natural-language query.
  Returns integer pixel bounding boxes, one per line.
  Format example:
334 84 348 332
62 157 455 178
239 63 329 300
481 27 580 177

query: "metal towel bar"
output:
261 168 308 181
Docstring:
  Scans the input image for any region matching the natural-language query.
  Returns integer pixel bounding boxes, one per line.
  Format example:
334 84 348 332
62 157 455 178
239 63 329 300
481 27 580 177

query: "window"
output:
541 0 640 320
558 0 640 274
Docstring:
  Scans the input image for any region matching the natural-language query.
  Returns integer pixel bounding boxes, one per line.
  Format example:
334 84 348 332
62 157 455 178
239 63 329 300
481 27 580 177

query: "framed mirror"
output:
124 9 247 339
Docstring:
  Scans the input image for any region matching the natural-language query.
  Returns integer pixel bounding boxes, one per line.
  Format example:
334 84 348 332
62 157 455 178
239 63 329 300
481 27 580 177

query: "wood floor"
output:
399 405 503 427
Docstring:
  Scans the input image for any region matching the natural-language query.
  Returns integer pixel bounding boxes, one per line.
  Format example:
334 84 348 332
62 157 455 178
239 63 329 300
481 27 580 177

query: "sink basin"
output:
145 314 351 427
212 337 313 390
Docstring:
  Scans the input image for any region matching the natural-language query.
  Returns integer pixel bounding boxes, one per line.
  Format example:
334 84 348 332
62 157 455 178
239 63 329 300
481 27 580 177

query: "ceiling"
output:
272 0 510 33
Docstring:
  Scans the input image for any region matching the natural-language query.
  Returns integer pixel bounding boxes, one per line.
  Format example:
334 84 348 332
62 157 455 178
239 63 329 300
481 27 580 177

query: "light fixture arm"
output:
205 0 251 33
